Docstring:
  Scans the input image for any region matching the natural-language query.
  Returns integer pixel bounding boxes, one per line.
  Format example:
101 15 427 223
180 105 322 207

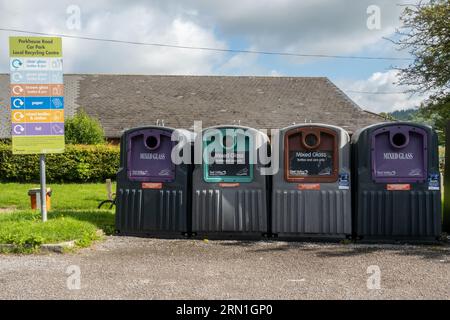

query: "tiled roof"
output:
0 74 384 138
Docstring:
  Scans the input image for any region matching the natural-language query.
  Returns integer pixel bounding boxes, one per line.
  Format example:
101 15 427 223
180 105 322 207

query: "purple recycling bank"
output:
116 126 193 236
352 122 441 240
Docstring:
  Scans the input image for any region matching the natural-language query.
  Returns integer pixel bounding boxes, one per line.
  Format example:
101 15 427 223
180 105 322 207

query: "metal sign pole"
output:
443 121 450 232
40 154 47 222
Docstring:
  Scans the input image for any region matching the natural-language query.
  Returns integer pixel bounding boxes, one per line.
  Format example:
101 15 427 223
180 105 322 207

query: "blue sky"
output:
0 0 428 112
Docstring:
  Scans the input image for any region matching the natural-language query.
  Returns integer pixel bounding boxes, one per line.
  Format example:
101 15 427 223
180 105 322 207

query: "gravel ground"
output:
0 236 449 300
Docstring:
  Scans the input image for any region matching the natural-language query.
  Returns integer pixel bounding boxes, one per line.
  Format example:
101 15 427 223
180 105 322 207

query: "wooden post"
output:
443 120 450 232
106 179 113 201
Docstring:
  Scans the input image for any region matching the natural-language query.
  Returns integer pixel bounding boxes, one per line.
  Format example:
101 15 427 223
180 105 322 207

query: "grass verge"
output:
0 183 116 254
0 209 115 253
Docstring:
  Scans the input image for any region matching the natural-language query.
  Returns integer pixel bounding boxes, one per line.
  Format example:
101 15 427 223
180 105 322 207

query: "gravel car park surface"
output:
0 236 449 300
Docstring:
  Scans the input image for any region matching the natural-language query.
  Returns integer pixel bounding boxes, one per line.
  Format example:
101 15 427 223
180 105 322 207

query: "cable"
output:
3 27 414 94
346 90 409 94
0 27 412 61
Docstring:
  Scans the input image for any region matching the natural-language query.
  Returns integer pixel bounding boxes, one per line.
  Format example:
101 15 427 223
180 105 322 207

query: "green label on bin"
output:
203 128 253 183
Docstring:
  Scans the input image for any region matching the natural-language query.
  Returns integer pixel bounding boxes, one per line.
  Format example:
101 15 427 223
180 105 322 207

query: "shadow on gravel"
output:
314 245 450 261
214 240 315 253
241 242 333 253
214 239 450 262
249 244 316 253
215 241 263 247
315 247 380 257
393 247 450 262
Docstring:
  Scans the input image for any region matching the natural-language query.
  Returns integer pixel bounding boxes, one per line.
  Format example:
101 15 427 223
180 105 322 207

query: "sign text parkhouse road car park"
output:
9 36 64 154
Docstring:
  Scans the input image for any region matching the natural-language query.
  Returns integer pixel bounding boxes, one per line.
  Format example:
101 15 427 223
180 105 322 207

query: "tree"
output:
393 0 449 144
379 112 396 121
412 95 450 143
65 109 105 145
394 0 450 94
388 108 418 121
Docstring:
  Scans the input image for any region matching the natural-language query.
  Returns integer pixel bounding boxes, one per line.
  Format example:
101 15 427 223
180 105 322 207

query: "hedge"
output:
0 144 120 183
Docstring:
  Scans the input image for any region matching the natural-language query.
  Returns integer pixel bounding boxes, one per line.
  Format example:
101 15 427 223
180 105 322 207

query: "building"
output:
0 74 384 141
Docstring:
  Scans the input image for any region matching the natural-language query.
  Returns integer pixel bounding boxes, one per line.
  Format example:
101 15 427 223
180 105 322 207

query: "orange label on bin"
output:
297 183 321 190
219 183 240 188
142 182 163 189
386 184 411 191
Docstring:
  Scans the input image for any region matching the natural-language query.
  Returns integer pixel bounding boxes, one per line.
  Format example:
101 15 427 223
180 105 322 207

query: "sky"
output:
0 0 430 113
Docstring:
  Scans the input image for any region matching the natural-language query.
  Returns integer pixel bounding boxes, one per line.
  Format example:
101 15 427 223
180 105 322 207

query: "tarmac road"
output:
0 236 449 300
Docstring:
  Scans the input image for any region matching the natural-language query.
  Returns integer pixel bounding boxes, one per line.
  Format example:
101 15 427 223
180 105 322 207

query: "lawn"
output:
0 183 116 253
0 183 115 210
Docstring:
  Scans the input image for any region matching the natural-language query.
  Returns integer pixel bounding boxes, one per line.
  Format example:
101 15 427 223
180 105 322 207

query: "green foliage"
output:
0 183 115 254
0 139 11 145
390 1 449 147
50 210 115 236
411 95 449 145
0 182 116 210
0 144 119 183
65 110 106 145
0 211 106 253
388 108 419 121
439 146 445 172
379 112 396 121
395 0 450 93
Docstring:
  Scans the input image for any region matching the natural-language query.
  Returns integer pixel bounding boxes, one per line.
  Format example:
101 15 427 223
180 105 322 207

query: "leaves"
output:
65 109 106 145
394 0 450 93
0 144 120 183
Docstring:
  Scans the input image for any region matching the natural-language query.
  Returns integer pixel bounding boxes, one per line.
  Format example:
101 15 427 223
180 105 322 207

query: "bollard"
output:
28 188 52 211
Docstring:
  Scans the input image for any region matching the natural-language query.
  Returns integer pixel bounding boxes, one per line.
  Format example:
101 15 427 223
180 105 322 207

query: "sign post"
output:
9 37 64 222
444 121 450 233
40 154 47 222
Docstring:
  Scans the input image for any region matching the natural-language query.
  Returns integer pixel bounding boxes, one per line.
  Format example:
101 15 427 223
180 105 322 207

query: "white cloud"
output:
215 49 277 75
0 0 413 75
0 0 420 99
269 70 283 77
0 0 226 74
339 70 430 113
189 0 408 58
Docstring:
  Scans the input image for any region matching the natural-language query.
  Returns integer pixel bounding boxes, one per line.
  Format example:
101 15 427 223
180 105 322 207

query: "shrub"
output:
0 139 11 145
65 110 106 145
0 144 120 183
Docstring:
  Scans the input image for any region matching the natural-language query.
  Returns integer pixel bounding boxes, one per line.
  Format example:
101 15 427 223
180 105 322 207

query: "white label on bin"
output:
338 173 350 190
428 174 440 191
